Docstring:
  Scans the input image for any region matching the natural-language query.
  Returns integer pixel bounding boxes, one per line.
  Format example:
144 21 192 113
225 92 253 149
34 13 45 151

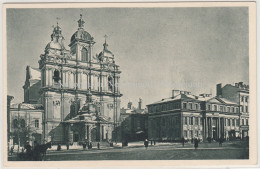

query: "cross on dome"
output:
78 14 85 28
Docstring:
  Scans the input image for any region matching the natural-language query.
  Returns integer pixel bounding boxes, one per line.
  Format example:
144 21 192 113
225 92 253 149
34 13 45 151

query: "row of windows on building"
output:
206 104 239 113
149 116 181 127
183 117 249 127
241 96 249 103
12 119 39 129
43 69 118 92
149 102 247 114
149 102 181 113
183 130 201 138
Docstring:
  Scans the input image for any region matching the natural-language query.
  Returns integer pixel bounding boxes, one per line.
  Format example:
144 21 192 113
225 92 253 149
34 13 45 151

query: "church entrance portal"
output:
91 128 97 142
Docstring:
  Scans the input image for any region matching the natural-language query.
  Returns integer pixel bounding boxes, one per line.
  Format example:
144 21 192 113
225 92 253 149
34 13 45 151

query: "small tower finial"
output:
56 17 61 26
103 34 108 50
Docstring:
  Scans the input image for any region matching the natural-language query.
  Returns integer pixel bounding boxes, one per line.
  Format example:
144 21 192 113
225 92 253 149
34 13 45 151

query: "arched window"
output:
81 48 88 62
20 119 26 128
108 76 113 91
13 119 18 128
53 69 60 83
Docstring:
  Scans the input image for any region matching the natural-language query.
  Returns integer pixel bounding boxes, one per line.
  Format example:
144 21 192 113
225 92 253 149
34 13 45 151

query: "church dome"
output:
98 40 114 62
45 41 64 50
70 14 94 44
70 29 93 43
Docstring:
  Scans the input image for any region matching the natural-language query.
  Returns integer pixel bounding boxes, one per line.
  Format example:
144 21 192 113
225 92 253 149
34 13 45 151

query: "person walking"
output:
144 139 149 150
219 138 223 147
83 142 86 150
10 146 14 156
194 138 199 149
66 142 70 150
97 142 100 150
181 137 185 147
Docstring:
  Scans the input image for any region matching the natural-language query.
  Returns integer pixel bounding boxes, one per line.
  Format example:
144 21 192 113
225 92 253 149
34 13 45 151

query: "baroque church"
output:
23 14 122 144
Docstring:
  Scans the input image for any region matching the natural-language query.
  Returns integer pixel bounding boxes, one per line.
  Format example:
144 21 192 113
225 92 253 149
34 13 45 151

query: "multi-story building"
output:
9 103 44 147
120 99 148 142
9 14 122 145
147 88 244 142
217 82 249 138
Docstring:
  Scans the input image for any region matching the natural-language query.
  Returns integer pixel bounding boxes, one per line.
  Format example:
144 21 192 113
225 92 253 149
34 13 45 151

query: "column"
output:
88 125 91 141
210 117 213 138
205 117 208 140
218 117 221 139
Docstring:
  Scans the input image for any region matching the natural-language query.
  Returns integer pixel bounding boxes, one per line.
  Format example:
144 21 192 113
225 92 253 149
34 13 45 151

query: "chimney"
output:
138 98 142 110
127 102 132 109
172 90 180 98
216 83 222 97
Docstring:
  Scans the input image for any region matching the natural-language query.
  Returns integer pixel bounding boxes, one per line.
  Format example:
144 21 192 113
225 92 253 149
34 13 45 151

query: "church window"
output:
81 48 88 62
53 70 60 83
108 76 113 91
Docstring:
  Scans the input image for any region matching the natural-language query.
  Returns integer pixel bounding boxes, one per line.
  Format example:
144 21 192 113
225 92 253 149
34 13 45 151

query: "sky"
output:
6 7 249 108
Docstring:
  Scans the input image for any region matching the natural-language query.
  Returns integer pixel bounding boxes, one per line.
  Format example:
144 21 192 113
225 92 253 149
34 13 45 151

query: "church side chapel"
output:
25 14 122 145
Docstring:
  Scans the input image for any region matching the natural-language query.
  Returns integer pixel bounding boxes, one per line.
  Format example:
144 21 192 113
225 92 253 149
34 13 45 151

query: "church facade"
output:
24 15 122 144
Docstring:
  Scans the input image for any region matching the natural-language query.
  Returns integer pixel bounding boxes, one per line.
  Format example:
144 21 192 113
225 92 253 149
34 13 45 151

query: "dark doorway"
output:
91 128 97 142
212 127 217 140
73 132 79 142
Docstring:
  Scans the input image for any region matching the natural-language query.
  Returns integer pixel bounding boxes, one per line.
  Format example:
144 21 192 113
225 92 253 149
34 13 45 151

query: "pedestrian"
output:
57 144 61 151
33 141 41 161
83 142 86 150
10 146 14 156
154 141 156 145
97 142 100 150
181 137 185 147
24 142 32 160
194 138 198 149
89 142 92 149
66 142 70 150
144 139 149 150
219 138 223 147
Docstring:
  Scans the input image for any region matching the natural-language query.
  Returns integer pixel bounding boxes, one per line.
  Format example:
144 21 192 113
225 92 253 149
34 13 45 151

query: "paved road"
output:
8 141 249 161
44 143 249 160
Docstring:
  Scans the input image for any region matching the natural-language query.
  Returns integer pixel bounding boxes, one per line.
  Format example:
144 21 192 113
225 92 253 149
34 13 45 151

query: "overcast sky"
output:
7 7 249 108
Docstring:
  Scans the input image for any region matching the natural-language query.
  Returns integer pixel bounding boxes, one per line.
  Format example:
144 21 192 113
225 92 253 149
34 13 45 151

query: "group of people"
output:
13 141 42 161
63 141 94 151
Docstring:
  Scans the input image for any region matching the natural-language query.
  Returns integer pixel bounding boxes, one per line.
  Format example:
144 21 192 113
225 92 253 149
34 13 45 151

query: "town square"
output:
4 4 254 163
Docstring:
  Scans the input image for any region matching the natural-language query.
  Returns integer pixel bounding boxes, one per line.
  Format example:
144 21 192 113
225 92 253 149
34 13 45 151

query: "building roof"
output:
70 29 93 44
10 103 43 110
27 66 41 81
217 97 237 105
147 93 238 106
147 94 199 105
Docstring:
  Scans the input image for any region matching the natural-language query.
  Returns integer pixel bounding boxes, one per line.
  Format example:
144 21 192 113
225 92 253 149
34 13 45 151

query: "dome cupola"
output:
98 36 114 63
70 14 95 45
45 21 66 54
